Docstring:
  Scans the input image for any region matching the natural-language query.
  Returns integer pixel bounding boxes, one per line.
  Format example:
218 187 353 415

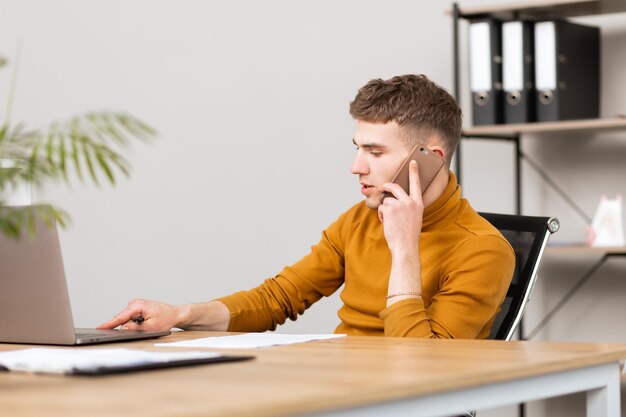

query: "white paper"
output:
155 333 346 349
0 348 222 374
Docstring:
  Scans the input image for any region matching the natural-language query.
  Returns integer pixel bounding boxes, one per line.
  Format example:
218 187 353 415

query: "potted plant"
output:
0 54 156 238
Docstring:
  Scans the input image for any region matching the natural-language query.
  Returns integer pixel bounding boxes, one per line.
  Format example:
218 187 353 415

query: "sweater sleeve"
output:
379 234 514 339
217 212 351 332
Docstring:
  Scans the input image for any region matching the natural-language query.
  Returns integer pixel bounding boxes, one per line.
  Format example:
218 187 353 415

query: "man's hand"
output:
377 160 424 255
97 299 186 331
378 160 424 306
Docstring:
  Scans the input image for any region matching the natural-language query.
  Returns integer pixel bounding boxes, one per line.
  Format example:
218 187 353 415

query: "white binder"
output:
468 19 503 125
502 21 535 123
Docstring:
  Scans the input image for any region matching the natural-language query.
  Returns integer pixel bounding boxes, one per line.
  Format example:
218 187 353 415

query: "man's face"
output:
351 120 412 210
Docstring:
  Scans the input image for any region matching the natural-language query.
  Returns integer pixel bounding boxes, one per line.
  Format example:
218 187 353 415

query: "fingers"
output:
407 160 422 200
97 300 144 330
378 162 424 226
378 182 409 202
98 299 176 331
97 313 133 330
119 321 142 331
119 315 149 330
380 160 421 202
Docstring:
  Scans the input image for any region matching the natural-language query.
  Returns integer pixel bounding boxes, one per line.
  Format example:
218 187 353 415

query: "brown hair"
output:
349 74 462 166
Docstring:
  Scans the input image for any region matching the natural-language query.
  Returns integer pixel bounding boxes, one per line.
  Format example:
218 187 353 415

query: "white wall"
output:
2 1 626 416
0 0 455 333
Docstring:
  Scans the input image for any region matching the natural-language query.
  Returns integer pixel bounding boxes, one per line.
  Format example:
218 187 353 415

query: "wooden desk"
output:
1 332 625 417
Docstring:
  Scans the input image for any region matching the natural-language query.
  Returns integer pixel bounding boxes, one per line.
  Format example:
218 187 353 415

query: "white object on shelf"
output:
588 194 625 247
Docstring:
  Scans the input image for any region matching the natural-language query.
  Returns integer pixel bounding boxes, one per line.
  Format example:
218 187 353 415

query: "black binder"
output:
534 19 600 122
502 20 535 124
468 18 503 125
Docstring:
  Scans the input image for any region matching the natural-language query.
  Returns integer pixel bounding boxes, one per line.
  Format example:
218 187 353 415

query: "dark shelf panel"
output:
450 0 626 21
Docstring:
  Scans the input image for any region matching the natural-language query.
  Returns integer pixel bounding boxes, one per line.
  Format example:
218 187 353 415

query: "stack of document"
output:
155 333 346 349
0 348 250 375
0 334 345 375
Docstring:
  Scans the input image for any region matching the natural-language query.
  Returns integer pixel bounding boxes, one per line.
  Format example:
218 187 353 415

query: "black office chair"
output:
479 212 560 341
456 213 560 417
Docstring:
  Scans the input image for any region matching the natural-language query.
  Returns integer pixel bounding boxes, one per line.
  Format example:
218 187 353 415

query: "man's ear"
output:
429 145 446 161
423 134 446 161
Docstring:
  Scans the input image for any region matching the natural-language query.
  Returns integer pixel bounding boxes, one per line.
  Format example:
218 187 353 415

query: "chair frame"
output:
479 212 560 341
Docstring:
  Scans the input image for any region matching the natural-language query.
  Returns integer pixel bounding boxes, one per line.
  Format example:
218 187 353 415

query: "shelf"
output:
450 1 626 348
451 0 626 21
546 245 626 254
462 117 626 138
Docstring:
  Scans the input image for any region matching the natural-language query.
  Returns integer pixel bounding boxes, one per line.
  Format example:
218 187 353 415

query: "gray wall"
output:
2 1 626 416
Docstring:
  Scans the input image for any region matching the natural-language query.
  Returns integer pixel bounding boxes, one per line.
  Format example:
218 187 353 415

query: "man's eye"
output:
370 151 383 157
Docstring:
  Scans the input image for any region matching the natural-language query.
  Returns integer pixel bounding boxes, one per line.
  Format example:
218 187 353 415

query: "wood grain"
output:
1 332 626 417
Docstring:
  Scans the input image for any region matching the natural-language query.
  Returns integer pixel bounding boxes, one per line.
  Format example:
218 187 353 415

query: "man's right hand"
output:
97 299 230 332
97 299 187 331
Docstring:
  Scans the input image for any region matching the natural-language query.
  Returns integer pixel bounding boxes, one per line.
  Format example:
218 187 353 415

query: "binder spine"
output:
535 20 600 122
490 20 504 125
522 21 536 123
558 20 600 120
469 19 503 126
535 21 558 122
503 21 536 124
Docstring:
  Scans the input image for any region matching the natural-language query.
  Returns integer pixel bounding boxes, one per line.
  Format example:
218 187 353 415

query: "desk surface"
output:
2 332 626 417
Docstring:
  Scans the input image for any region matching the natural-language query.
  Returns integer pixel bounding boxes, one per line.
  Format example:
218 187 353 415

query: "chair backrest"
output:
479 212 560 341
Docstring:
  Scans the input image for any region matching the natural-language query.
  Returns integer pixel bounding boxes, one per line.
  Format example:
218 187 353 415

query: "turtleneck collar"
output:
422 171 462 230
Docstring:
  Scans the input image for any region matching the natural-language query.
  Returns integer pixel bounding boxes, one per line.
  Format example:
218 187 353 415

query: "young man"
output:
100 74 514 339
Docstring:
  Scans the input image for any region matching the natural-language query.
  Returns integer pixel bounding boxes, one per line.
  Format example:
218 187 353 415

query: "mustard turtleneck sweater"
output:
218 172 514 339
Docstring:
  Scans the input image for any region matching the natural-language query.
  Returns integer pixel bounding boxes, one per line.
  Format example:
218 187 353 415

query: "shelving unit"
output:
526 246 626 342
451 2 626 415
452 0 626 234
453 1 626 198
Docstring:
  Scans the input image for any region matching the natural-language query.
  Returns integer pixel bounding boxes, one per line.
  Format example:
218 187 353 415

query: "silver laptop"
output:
0 213 170 345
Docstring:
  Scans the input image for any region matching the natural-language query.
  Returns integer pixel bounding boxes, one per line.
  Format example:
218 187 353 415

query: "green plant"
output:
0 54 156 238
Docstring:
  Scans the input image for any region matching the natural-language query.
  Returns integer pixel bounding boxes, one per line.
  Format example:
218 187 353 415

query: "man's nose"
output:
351 153 368 175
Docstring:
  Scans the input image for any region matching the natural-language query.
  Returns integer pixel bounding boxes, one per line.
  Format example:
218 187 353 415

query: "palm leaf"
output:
0 110 156 238
0 205 70 239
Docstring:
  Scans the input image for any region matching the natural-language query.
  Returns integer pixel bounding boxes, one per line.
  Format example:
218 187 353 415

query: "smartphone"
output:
381 145 445 202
